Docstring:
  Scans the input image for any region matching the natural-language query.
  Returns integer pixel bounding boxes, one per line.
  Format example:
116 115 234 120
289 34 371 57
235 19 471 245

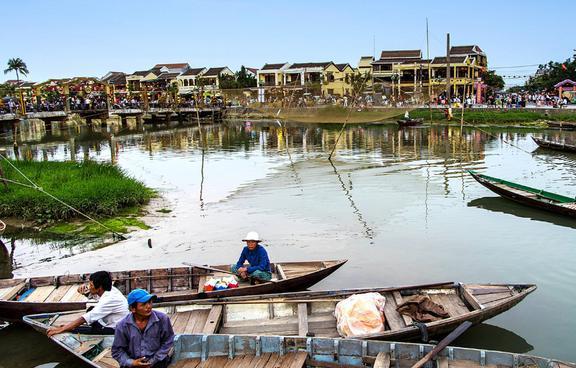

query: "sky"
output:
1 0 574 87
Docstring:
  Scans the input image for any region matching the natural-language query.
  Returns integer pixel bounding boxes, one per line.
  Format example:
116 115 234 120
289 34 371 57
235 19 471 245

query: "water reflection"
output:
455 323 534 354
468 197 576 229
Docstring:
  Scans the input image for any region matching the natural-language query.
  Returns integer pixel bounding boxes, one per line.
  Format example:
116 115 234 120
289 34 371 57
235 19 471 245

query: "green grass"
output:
156 208 172 213
405 109 576 125
0 160 154 222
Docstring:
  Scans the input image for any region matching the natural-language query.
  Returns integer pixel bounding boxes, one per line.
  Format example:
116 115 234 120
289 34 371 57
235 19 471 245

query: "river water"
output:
0 119 575 367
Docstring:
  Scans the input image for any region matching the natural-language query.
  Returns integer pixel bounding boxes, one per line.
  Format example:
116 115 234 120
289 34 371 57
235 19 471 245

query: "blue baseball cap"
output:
127 288 157 306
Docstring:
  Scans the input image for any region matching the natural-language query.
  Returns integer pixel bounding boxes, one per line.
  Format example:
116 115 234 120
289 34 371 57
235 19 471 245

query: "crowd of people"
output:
0 94 109 114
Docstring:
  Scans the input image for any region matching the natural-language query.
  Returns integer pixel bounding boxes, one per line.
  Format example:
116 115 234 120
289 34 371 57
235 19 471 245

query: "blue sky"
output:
1 0 574 86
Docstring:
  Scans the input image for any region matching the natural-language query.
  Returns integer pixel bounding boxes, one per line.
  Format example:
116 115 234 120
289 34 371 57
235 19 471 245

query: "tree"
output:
4 58 29 83
346 71 371 98
236 66 256 88
524 58 576 92
481 70 505 92
219 73 238 90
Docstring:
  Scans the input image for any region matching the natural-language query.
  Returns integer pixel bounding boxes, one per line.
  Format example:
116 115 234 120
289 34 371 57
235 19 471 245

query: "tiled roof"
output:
450 45 484 56
153 63 189 69
131 70 149 77
288 62 332 69
261 63 288 70
181 68 206 76
102 72 126 85
379 50 421 59
372 57 422 65
335 63 352 72
246 67 258 75
157 72 180 80
202 67 228 77
431 56 468 64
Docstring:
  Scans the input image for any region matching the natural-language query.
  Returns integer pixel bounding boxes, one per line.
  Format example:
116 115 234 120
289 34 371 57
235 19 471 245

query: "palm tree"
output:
4 58 29 83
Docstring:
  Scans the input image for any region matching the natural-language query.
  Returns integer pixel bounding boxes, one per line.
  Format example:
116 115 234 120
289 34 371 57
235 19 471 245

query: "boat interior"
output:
27 283 533 368
0 261 339 303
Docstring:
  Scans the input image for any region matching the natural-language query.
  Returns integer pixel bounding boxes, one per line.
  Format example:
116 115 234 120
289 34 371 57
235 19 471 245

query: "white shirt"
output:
82 286 129 328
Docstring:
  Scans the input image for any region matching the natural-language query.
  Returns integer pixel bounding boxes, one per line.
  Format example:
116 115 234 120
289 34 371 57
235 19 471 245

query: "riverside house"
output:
256 63 290 87
322 63 355 97
176 68 208 95
198 67 234 91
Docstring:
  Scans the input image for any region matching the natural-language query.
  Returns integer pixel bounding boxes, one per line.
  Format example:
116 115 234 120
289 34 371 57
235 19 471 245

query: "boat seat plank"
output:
0 282 26 301
93 348 120 368
202 305 223 334
276 264 287 280
393 291 413 326
156 289 198 299
45 285 74 303
170 359 201 368
428 294 456 318
374 352 391 368
437 356 449 368
475 291 513 305
60 285 87 302
172 311 192 334
183 309 210 334
25 286 57 302
382 293 406 330
461 287 483 310
298 303 308 336
53 312 84 326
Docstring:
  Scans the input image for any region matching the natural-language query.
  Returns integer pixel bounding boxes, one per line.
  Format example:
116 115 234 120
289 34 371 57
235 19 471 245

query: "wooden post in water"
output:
446 33 451 104
426 18 433 123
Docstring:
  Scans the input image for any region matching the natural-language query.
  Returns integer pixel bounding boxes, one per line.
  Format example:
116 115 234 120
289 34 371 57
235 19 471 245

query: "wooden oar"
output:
410 321 473 368
182 262 236 275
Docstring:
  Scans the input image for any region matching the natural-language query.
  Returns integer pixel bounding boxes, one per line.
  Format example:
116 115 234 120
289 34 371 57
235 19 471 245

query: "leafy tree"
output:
524 58 576 92
236 66 256 88
219 73 238 90
0 83 16 97
345 71 371 98
4 58 29 83
481 70 505 92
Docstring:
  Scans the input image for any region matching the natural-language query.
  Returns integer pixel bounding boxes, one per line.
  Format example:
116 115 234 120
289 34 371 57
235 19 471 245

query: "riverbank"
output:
225 106 576 127
0 159 154 236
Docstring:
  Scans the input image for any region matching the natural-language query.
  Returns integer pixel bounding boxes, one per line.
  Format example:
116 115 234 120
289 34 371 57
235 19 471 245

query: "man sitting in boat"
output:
47 271 128 336
231 231 272 282
112 289 174 368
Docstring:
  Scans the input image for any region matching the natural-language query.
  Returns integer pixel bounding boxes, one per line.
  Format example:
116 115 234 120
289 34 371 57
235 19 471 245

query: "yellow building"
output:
257 63 290 87
322 63 355 97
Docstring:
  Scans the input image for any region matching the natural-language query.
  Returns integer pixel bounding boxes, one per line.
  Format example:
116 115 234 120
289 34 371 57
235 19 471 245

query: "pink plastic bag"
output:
334 293 386 338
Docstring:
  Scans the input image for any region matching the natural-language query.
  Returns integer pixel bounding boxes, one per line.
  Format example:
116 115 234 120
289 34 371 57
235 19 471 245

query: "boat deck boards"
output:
171 352 308 368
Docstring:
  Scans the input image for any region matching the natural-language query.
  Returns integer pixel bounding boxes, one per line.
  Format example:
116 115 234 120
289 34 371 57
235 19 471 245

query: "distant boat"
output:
468 170 576 217
532 137 576 153
546 121 576 130
397 118 424 127
0 260 346 323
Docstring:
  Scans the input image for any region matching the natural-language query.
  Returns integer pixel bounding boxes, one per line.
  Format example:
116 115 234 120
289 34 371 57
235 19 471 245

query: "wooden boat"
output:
25 282 535 345
23 282 546 368
546 121 576 130
397 118 424 127
0 260 346 323
532 137 576 153
468 170 576 218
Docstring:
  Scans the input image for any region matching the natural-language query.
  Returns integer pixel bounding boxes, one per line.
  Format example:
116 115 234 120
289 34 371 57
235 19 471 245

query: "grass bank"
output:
0 160 153 225
404 108 576 126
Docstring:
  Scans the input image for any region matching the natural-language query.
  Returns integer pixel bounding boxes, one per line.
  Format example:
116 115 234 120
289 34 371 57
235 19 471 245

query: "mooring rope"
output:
0 152 127 240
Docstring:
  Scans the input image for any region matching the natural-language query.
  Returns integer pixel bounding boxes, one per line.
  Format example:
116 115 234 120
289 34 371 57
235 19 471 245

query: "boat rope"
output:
0 152 127 240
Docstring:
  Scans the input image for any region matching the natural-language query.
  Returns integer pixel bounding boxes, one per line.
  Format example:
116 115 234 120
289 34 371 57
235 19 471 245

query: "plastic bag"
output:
334 293 386 338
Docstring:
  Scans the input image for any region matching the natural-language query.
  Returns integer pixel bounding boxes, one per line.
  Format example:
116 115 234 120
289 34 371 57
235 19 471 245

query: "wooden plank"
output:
429 294 457 319
393 291 413 326
172 311 192 334
252 353 274 368
197 275 206 292
461 287 483 310
475 292 512 305
469 287 511 295
382 293 406 330
437 356 449 368
25 286 57 302
298 303 308 336
184 309 209 334
374 352 391 368
0 282 26 301
45 285 74 303
202 305 223 334
276 264 287 280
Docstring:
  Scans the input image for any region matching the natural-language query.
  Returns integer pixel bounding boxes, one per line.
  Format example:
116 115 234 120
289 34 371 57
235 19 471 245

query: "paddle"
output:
410 321 473 368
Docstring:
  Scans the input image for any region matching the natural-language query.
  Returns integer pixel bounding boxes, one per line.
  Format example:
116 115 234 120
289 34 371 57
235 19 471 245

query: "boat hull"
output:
532 137 576 153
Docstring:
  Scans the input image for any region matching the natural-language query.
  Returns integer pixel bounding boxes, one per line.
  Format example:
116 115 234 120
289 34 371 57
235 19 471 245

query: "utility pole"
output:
446 33 451 104
426 18 432 121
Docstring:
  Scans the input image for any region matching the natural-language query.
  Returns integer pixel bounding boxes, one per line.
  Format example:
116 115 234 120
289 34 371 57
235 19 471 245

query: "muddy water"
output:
0 120 575 365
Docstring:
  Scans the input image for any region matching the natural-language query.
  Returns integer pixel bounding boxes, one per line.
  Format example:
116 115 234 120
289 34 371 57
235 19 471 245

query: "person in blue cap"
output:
112 289 174 368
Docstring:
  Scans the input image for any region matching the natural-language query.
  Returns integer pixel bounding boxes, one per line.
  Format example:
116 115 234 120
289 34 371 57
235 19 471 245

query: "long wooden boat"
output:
546 121 576 130
532 137 576 153
0 260 346 322
23 283 545 368
25 282 535 348
469 170 576 217
397 118 424 127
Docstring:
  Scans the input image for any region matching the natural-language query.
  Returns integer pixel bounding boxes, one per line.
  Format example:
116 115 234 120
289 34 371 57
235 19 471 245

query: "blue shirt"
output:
235 244 271 274
112 310 174 367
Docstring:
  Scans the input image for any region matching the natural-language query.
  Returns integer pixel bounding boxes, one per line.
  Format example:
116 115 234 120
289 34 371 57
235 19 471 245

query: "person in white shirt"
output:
47 271 129 336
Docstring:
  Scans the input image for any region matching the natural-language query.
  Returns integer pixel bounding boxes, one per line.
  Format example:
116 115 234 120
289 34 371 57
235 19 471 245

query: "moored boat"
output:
25 282 535 345
546 121 576 130
532 137 576 153
0 260 346 322
468 170 576 217
397 118 424 127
